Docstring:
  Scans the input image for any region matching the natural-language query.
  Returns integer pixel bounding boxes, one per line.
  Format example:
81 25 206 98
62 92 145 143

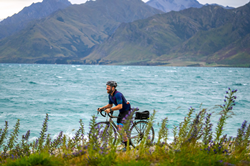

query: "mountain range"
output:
0 0 162 64
83 2 250 67
0 0 249 67
0 0 71 40
146 0 202 13
146 0 233 13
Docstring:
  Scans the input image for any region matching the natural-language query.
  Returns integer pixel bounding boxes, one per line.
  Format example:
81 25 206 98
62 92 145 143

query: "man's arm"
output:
111 104 122 111
98 104 113 112
105 104 122 113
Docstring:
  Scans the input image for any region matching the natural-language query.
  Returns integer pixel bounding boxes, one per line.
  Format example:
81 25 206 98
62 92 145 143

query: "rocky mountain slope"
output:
0 0 71 40
0 0 162 63
146 0 202 13
83 3 250 67
146 0 233 13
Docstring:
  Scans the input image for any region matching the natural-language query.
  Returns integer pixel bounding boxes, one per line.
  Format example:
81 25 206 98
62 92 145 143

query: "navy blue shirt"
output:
109 90 131 113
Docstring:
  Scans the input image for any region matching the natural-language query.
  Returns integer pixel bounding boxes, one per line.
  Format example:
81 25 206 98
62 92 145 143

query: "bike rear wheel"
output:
129 121 154 148
90 122 117 147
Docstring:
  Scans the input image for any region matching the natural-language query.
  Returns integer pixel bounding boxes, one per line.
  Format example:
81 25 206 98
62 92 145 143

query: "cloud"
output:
70 0 87 4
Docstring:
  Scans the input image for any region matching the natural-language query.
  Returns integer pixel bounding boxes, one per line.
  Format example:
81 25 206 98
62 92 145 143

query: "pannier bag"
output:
135 111 150 120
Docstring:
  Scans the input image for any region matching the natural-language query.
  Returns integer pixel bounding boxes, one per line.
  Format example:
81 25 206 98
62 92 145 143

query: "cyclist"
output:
98 81 131 151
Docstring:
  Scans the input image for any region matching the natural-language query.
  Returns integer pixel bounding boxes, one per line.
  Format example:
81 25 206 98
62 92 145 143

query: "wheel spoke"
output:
90 122 117 147
134 125 141 134
129 121 154 148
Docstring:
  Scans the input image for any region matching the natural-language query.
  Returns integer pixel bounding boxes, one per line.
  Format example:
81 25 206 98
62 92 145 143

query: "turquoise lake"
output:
0 64 250 142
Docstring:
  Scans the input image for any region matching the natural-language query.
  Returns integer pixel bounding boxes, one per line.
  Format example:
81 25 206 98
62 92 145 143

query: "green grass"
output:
4 153 63 166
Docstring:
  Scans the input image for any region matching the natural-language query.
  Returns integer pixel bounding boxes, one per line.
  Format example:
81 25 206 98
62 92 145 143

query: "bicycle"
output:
90 108 155 148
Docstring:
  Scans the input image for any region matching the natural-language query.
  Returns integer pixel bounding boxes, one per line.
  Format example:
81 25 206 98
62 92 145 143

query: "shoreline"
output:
1 62 250 68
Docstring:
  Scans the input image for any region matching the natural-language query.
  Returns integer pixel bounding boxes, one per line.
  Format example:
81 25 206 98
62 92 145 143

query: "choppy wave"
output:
29 81 37 84
233 83 247 86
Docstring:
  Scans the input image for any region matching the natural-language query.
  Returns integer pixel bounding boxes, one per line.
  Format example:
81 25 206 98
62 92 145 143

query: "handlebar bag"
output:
135 111 150 120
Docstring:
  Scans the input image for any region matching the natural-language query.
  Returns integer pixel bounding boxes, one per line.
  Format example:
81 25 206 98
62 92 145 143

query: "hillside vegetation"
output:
0 0 71 40
0 0 162 64
0 0 249 67
84 3 250 67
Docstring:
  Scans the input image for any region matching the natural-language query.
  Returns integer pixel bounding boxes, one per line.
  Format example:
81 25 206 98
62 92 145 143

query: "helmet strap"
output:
111 87 116 96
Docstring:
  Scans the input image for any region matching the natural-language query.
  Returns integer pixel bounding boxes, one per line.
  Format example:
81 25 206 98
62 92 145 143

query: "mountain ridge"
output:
0 0 71 40
83 3 250 67
0 0 249 67
0 0 163 64
146 0 202 13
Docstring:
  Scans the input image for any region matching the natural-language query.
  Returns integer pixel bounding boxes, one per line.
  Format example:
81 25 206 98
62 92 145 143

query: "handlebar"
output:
98 108 118 118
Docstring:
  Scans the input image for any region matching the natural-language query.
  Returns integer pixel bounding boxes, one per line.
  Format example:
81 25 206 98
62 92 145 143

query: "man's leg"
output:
117 123 128 151
117 123 128 142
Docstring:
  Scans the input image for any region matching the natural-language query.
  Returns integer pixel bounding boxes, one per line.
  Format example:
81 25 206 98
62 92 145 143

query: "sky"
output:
0 0 249 20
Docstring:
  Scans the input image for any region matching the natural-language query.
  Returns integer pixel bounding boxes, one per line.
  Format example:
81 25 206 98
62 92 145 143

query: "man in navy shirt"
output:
98 81 131 150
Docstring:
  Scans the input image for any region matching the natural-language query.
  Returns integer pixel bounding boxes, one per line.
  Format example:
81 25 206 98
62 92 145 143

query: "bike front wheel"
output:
90 122 117 147
129 121 154 148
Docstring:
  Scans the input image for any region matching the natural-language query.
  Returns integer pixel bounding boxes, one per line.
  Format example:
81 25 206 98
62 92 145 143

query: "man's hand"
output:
105 108 111 114
97 108 102 112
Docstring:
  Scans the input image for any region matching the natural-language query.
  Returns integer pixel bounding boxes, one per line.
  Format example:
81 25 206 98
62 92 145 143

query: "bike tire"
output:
129 121 154 148
90 122 117 147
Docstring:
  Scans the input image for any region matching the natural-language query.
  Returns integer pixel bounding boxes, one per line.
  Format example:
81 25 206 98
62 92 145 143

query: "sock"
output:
123 141 127 147
123 141 132 146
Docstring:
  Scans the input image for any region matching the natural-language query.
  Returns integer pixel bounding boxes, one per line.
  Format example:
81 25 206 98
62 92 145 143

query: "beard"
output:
107 89 112 94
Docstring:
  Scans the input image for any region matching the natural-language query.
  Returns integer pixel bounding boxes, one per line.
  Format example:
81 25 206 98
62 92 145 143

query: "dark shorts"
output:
117 110 130 124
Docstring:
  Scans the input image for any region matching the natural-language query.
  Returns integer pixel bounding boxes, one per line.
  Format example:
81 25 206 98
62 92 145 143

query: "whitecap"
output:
30 137 38 142
243 84 247 86
56 76 63 78
155 75 158 77
39 82 57 86
76 68 82 70
50 113 69 117
212 81 218 84
165 70 177 72
72 65 76 68
229 70 232 72
121 70 124 71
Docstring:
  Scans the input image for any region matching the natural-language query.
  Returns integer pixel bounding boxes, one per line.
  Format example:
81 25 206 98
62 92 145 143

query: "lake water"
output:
0 64 250 142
